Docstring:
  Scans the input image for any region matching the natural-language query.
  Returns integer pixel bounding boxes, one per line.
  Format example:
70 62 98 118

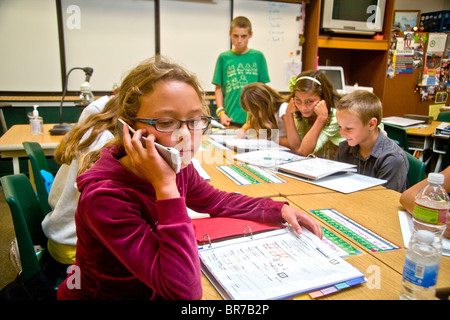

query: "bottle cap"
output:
32 105 39 117
428 173 444 185
415 230 434 244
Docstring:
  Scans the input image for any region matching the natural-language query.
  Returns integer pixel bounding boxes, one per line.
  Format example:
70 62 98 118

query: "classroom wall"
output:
0 0 303 94
395 0 450 13
0 0 62 92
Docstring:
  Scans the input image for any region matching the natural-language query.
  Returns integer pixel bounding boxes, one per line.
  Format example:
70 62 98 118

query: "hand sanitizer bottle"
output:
30 105 43 135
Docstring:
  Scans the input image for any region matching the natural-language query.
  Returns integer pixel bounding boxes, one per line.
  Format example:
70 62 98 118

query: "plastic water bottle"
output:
413 173 449 253
400 230 441 300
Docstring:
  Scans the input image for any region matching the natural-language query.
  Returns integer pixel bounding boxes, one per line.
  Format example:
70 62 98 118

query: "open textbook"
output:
234 150 357 180
276 156 357 180
233 149 304 168
209 135 289 153
276 171 387 194
197 226 365 300
232 150 386 193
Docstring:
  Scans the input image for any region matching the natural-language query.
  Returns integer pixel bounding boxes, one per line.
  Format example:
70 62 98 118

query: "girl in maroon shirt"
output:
57 56 322 300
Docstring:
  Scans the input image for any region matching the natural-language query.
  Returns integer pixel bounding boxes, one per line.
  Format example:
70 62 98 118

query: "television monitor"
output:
321 0 386 35
318 66 346 95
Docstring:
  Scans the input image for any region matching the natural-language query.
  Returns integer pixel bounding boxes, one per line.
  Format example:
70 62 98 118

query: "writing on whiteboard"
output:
267 2 287 42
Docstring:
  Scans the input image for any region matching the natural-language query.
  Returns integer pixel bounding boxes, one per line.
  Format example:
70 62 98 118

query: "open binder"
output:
435 122 450 136
196 218 366 300
209 135 289 153
192 217 282 244
232 150 357 180
276 156 357 180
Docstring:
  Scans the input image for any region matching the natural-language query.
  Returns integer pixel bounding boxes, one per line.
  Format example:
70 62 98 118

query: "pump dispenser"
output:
30 105 43 135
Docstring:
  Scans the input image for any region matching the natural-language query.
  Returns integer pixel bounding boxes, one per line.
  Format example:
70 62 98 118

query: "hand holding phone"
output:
118 118 181 173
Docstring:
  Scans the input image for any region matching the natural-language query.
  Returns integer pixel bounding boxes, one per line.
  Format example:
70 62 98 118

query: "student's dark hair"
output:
290 70 341 124
240 82 287 139
78 55 208 173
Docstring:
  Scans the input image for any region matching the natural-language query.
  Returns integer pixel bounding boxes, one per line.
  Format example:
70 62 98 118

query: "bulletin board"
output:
384 31 450 117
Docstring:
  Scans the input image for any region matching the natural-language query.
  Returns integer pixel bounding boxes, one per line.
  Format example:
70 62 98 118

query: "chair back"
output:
383 123 409 152
440 138 450 171
22 142 52 214
437 111 450 122
405 152 426 187
1 174 47 282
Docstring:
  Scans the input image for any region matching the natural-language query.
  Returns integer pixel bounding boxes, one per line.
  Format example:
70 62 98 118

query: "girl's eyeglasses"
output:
133 116 211 133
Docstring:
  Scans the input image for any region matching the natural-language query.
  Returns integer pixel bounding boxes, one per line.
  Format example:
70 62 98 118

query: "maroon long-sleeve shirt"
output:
57 144 285 300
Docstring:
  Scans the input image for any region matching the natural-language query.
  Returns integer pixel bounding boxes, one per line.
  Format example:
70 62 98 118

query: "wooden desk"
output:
195 151 281 198
199 137 384 197
200 195 406 300
406 121 441 137
405 121 440 161
286 189 450 290
405 121 450 172
198 151 344 197
201 253 405 300
0 124 64 174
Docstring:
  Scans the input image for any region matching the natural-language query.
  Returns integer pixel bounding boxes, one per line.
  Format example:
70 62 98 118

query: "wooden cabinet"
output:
300 0 396 110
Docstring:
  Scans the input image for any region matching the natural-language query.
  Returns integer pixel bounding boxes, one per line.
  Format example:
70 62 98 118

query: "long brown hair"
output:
54 97 119 165
240 82 287 139
290 70 341 124
77 56 208 173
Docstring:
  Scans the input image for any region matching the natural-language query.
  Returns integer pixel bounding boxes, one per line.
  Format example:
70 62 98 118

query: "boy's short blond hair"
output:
336 90 382 125
230 16 252 33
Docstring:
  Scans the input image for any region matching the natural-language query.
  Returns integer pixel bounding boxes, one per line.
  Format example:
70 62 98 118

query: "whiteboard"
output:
0 0 303 94
160 0 231 92
233 0 303 91
0 0 62 92
61 0 156 92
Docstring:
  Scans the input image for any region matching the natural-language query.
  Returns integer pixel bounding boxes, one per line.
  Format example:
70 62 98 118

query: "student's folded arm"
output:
81 189 202 300
284 107 301 152
296 116 328 156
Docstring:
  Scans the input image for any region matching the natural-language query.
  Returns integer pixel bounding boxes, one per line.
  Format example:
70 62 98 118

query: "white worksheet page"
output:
199 229 364 300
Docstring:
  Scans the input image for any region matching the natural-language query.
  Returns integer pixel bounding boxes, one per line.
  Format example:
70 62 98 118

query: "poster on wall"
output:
387 32 449 103
421 33 447 86
387 32 425 78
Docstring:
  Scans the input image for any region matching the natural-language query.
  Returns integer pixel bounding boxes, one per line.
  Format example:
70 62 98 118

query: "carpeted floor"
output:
0 186 20 289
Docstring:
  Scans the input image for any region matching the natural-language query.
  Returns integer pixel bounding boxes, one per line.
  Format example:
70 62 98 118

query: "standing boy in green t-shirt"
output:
212 16 270 126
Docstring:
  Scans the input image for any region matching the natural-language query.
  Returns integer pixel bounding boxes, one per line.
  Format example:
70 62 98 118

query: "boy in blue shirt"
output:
212 16 270 126
335 90 409 192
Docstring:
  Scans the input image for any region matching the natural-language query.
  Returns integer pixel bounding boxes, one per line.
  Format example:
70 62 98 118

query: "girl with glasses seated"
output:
57 56 322 300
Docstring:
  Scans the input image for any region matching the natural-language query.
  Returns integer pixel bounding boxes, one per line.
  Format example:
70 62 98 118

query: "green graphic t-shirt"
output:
212 49 270 124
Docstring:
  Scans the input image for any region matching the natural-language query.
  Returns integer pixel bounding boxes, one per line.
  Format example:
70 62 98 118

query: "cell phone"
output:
117 118 181 173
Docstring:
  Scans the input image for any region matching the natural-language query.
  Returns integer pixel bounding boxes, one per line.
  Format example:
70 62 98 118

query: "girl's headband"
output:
296 76 321 86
